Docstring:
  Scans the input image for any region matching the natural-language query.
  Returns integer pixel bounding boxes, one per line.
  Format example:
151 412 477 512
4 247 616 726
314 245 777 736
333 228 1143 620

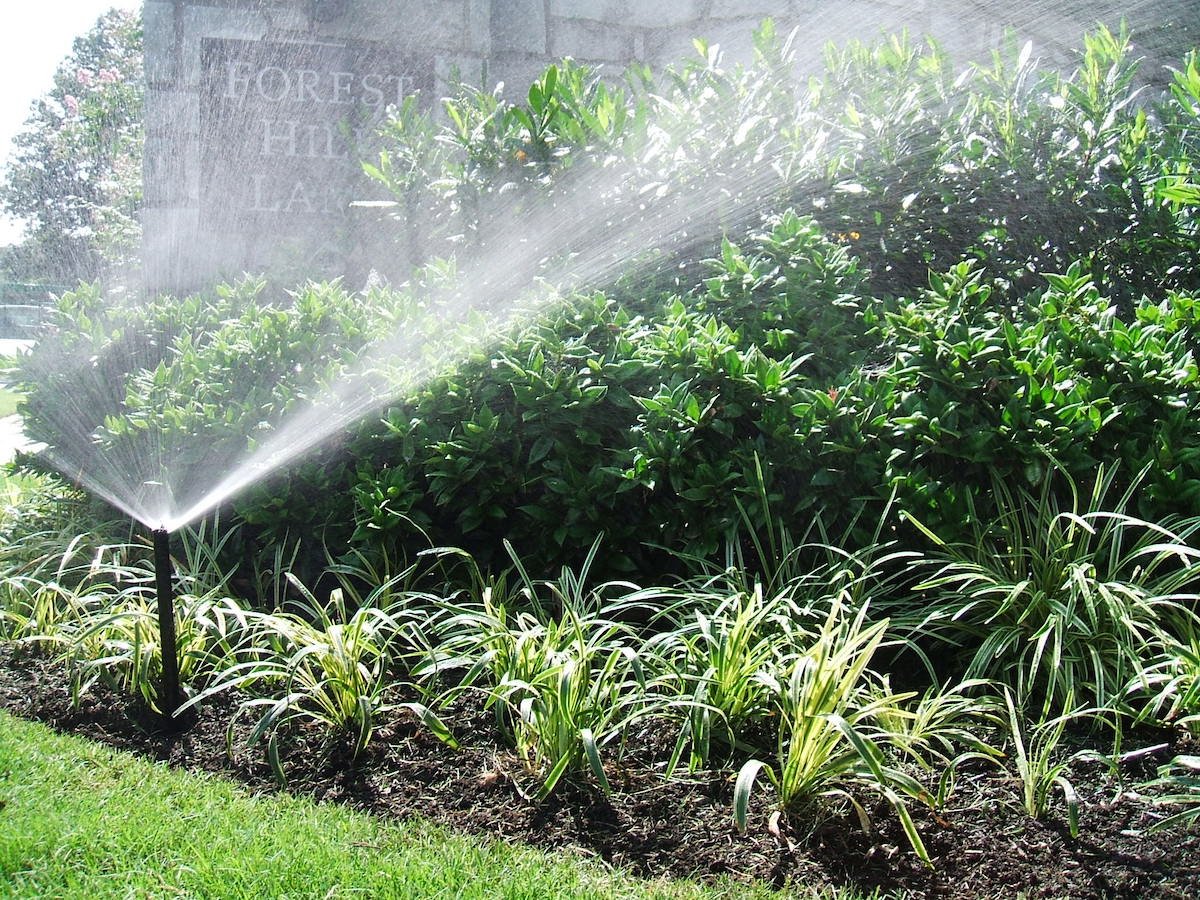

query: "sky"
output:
0 1 141 246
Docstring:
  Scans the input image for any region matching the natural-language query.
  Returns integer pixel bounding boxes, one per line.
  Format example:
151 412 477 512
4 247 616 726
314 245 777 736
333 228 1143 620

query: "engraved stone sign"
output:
199 38 431 255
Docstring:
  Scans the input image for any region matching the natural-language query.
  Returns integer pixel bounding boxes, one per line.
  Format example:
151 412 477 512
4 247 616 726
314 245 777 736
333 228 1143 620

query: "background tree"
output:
0 9 142 286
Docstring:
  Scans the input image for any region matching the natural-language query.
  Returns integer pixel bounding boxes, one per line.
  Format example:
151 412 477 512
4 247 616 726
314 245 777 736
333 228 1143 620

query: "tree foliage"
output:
0 9 142 285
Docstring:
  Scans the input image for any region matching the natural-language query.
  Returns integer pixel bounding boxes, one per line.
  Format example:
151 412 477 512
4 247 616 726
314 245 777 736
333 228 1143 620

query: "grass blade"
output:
581 727 612 795
734 759 769 834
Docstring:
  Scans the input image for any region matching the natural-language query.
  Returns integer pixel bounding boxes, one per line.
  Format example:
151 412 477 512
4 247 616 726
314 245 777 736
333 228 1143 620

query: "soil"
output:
1 645 1197 899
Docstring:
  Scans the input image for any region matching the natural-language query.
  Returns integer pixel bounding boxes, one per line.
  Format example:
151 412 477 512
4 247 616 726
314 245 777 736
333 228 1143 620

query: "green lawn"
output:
0 713 842 900
0 387 19 419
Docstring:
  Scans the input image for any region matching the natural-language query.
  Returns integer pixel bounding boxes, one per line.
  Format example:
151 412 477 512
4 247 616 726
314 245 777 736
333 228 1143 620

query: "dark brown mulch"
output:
1 645 1197 899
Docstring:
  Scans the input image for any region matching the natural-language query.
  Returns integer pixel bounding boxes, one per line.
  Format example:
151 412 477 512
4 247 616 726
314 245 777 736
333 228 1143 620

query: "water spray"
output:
152 526 183 721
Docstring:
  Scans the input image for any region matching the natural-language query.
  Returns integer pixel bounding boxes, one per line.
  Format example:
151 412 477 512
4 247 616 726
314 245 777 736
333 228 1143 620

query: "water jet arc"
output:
152 527 182 720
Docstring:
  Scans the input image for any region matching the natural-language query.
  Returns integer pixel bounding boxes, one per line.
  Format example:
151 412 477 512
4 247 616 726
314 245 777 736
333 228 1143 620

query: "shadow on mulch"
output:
1 645 1196 899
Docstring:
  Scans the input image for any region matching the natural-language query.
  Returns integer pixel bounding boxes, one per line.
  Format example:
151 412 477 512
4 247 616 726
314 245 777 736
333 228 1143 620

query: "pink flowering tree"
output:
0 9 142 285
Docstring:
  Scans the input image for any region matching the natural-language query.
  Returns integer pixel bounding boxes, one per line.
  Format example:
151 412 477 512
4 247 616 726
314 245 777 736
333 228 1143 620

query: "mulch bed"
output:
1 645 1197 899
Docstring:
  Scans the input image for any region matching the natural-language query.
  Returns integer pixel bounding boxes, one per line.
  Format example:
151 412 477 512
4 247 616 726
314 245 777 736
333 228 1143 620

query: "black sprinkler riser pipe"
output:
153 527 182 718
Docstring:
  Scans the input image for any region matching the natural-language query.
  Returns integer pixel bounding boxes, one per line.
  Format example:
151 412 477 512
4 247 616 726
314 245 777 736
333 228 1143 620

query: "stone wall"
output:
488 1 973 90
486 1 1186 83
143 0 1178 292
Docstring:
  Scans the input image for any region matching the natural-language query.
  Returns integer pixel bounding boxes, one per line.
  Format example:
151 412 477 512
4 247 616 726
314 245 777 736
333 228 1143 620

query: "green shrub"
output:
15 24 1200 588
342 27 1200 575
344 210 873 574
845 260 1200 537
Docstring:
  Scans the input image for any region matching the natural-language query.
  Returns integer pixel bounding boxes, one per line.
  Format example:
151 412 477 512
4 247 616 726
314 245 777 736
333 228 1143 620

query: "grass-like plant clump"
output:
3 502 1197 873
